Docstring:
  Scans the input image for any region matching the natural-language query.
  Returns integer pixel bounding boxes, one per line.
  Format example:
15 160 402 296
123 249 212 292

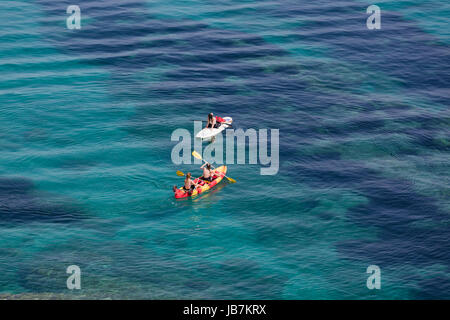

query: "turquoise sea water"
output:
0 0 449 299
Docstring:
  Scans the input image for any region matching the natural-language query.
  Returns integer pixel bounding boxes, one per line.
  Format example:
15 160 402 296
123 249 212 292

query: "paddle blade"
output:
176 170 185 176
226 176 236 183
192 150 202 160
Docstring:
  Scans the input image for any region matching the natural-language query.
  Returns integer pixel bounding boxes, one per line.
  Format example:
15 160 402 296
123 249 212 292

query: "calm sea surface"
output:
0 0 449 299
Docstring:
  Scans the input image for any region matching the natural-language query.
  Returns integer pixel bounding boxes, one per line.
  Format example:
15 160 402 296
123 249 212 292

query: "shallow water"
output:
0 0 449 299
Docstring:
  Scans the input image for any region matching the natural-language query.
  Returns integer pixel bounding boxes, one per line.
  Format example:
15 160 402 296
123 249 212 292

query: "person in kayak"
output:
200 163 214 182
206 113 226 129
183 172 197 195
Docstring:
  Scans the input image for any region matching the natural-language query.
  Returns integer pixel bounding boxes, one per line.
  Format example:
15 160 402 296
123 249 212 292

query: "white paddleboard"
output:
196 117 232 139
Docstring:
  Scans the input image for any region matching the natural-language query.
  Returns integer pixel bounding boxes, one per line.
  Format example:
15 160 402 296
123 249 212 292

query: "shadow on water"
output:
0 177 85 225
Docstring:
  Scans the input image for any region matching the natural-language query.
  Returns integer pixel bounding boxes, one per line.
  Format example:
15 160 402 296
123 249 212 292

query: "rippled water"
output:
0 0 449 299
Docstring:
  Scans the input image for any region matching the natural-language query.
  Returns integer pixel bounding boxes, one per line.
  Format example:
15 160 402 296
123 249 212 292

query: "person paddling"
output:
183 172 197 195
172 172 198 195
206 113 226 129
200 163 214 182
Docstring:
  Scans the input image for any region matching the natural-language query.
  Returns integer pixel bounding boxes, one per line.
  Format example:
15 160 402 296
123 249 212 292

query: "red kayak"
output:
174 166 227 199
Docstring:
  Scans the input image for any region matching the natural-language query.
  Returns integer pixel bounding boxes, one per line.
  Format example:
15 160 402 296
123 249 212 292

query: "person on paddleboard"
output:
200 163 214 182
206 113 226 129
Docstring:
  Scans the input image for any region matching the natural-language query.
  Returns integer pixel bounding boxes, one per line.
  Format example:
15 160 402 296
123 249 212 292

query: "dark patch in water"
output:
290 5 450 102
317 211 334 221
413 134 450 152
290 155 450 299
336 176 450 298
412 276 450 300
0 177 85 225
299 199 320 212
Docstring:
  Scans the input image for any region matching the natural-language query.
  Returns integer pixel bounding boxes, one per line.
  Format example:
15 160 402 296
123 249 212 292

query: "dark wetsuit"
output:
200 175 213 182
182 179 196 192
207 122 220 129
182 185 195 191
207 116 222 128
